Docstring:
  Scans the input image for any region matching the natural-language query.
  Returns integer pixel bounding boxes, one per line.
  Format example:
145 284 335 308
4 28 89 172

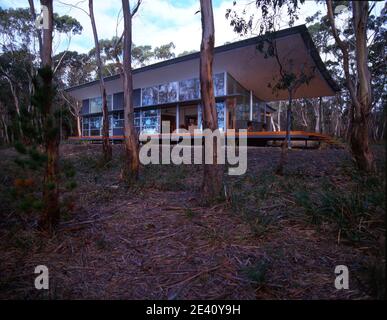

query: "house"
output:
65 25 338 140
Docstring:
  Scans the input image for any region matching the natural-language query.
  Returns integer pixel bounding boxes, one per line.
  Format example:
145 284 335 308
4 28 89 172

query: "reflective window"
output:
82 117 89 136
89 97 102 113
252 97 263 122
227 73 249 96
197 104 202 130
214 73 225 96
133 89 141 107
216 102 225 131
159 82 178 104
89 116 102 136
141 109 160 134
134 111 141 133
112 112 124 129
142 86 159 106
235 95 250 120
89 96 112 113
179 78 200 101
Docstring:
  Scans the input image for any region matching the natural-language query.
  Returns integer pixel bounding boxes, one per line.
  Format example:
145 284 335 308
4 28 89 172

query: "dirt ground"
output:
0 143 385 299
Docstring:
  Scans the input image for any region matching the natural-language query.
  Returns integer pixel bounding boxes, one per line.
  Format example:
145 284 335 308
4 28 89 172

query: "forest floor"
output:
0 142 385 299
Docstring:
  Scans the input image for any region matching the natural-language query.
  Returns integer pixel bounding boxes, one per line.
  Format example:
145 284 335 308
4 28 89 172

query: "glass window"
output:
235 95 250 121
82 117 89 136
179 78 200 101
197 104 202 130
141 109 160 134
82 99 89 114
252 102 260 122
159 82 178 104
107 95 112 111
89 96 112 113
112 112 124 129
89 116 102 136
133 89 141 107
216 102 225 131
214 73 225 96
142 86 159 106
134 111 141 133
89 97 102 113
226 73 249 96
252 97 264 122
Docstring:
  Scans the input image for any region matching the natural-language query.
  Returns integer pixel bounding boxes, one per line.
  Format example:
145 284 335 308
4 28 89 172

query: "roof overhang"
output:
66 25 339 101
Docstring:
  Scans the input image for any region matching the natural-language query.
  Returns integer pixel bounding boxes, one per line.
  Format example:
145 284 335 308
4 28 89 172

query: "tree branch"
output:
326 0 360 114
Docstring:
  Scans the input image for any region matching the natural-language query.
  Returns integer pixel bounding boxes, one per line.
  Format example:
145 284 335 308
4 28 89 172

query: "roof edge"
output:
65 24 339 94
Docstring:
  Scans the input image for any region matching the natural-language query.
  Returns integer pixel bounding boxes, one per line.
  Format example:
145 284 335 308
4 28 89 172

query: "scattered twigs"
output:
162 265 221 289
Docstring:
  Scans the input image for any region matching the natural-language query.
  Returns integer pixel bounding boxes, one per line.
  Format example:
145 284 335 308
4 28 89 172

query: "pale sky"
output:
0 0 383 56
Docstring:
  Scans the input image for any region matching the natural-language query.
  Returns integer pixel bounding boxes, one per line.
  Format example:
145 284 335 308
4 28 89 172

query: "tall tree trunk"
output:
28 0 43 62
314 99 320 133
0 114 9 144
0 73 23 139
285 91 292 148
39 0 60 233
276 91 292 175
326 0 374 172
200 0 223 203
277 101 281 131
121 0 140 181
89 0 112 163
349 1 374 171
77 115 81 137
319 96 323 133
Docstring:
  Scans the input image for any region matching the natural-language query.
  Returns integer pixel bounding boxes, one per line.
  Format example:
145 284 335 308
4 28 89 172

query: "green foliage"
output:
139 164 191 191
227 172 279 236
226 0 306 36
9 66 77 218
292 172 385 242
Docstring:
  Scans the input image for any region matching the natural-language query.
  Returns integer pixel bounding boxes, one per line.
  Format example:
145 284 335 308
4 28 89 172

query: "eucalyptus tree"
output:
325 0 375 172
121 0 142 181
200 0 224 201
38 0 59 233
88 0 112 163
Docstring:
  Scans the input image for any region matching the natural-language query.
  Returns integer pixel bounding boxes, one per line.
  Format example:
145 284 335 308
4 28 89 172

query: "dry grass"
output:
0 142 385 299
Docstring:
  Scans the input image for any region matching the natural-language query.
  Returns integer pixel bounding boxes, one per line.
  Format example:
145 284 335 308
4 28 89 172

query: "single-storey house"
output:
65 25 338 140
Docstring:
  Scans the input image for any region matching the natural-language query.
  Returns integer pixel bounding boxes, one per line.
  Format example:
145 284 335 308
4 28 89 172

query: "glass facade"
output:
134 111 141 134
179 78 200 101
252 96 261 122
80 72 271 137
133 89 141 107
89 116 102 136
141 109 160 134
227 73 249 96
141 86 159 106
139 73 225 107
89 96 112 113
159 82 178 104
235 95 250 121
214 73 225 96
82 117 89 136
112 112 124 129
216 102 225 131
82 113 124 136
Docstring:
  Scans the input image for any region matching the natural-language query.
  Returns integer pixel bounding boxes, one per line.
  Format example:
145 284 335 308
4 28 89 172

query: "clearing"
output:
0 143 385 299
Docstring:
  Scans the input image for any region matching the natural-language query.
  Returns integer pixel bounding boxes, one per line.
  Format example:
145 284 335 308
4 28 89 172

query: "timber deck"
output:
68 131 337 146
